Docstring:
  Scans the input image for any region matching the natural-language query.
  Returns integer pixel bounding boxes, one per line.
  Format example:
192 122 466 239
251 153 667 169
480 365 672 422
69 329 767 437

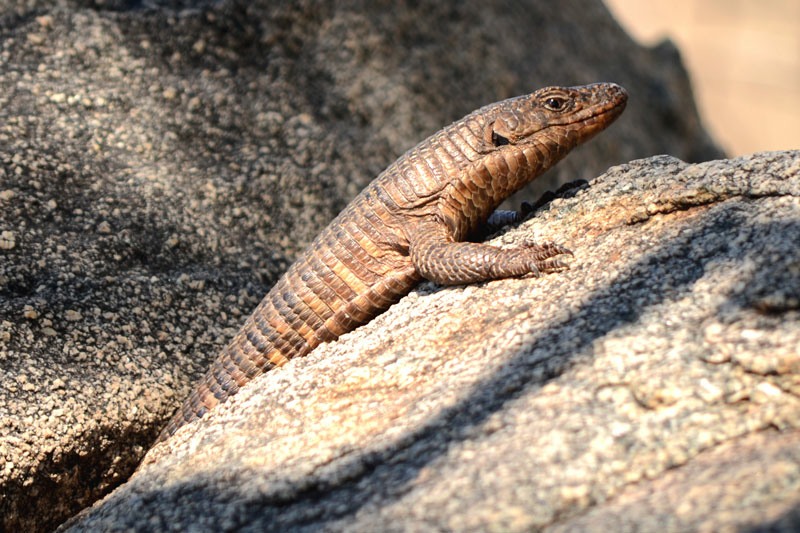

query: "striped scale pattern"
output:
157 83 627 442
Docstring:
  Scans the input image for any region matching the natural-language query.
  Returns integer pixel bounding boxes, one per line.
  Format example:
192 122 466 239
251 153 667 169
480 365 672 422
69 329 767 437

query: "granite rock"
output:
66 151 800 531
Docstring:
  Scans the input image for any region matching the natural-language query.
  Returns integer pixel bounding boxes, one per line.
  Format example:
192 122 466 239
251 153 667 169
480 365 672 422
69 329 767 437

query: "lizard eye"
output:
544 96 566 111
492 131 510 147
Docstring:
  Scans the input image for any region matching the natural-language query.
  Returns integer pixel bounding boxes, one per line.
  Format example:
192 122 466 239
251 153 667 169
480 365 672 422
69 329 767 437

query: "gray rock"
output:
0 0 721 530
64 151 800 531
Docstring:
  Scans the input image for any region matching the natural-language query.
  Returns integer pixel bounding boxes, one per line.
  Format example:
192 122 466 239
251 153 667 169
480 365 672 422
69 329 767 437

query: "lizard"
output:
157 82 628 443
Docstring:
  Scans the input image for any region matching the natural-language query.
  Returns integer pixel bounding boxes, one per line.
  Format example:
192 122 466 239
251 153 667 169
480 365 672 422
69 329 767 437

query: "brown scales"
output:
157 82 628 442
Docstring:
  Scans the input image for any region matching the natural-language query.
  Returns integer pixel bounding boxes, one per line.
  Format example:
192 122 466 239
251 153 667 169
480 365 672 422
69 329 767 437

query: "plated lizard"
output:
157 82 628 442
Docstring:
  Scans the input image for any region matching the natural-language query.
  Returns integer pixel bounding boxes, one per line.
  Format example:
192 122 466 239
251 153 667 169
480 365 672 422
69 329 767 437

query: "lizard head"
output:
483 83 628 150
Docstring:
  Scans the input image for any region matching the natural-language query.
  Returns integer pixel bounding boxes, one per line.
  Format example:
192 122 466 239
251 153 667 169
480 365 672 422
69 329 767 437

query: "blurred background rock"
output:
604 0 800 156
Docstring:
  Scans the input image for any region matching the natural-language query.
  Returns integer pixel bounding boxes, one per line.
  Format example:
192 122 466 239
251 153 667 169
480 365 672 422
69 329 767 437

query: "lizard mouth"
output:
594 94 628 121
563 85 628 138
595 85 628 118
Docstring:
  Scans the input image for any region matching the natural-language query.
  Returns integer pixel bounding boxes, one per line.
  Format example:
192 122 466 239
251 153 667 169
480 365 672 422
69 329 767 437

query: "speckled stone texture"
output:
0 0 723 531
64 151 800 532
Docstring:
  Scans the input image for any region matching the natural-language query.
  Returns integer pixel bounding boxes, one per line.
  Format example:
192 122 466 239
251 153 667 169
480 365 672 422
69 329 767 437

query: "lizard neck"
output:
440 135 573 240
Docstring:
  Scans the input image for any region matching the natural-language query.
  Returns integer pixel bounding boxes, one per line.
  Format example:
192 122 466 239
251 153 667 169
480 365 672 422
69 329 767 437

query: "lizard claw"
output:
521 256 571 278
536 257 571 273
520 240 573 277
521 240 573 259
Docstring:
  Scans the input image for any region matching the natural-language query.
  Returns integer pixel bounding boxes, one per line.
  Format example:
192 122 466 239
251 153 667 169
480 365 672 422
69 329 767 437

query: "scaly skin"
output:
157 82 628 442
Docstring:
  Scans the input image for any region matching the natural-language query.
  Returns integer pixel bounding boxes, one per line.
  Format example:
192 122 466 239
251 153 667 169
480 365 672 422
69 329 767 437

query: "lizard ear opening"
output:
492 131 510 146
484 121 510 147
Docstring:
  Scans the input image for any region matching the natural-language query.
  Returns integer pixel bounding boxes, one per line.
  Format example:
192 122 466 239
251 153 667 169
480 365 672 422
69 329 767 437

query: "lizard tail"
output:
155 289 305 443
155 233 417 444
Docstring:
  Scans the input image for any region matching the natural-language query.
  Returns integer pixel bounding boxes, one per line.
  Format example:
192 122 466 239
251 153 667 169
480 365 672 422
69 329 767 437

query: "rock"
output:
63 151 800 531
0 0 722 531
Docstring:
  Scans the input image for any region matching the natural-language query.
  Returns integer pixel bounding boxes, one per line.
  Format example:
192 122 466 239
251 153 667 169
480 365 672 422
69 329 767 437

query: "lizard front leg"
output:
409 218 571 286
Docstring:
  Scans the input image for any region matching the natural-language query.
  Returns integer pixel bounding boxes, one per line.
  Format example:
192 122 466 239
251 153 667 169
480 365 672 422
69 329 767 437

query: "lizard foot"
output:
521 240 573 277
493 240 573 279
